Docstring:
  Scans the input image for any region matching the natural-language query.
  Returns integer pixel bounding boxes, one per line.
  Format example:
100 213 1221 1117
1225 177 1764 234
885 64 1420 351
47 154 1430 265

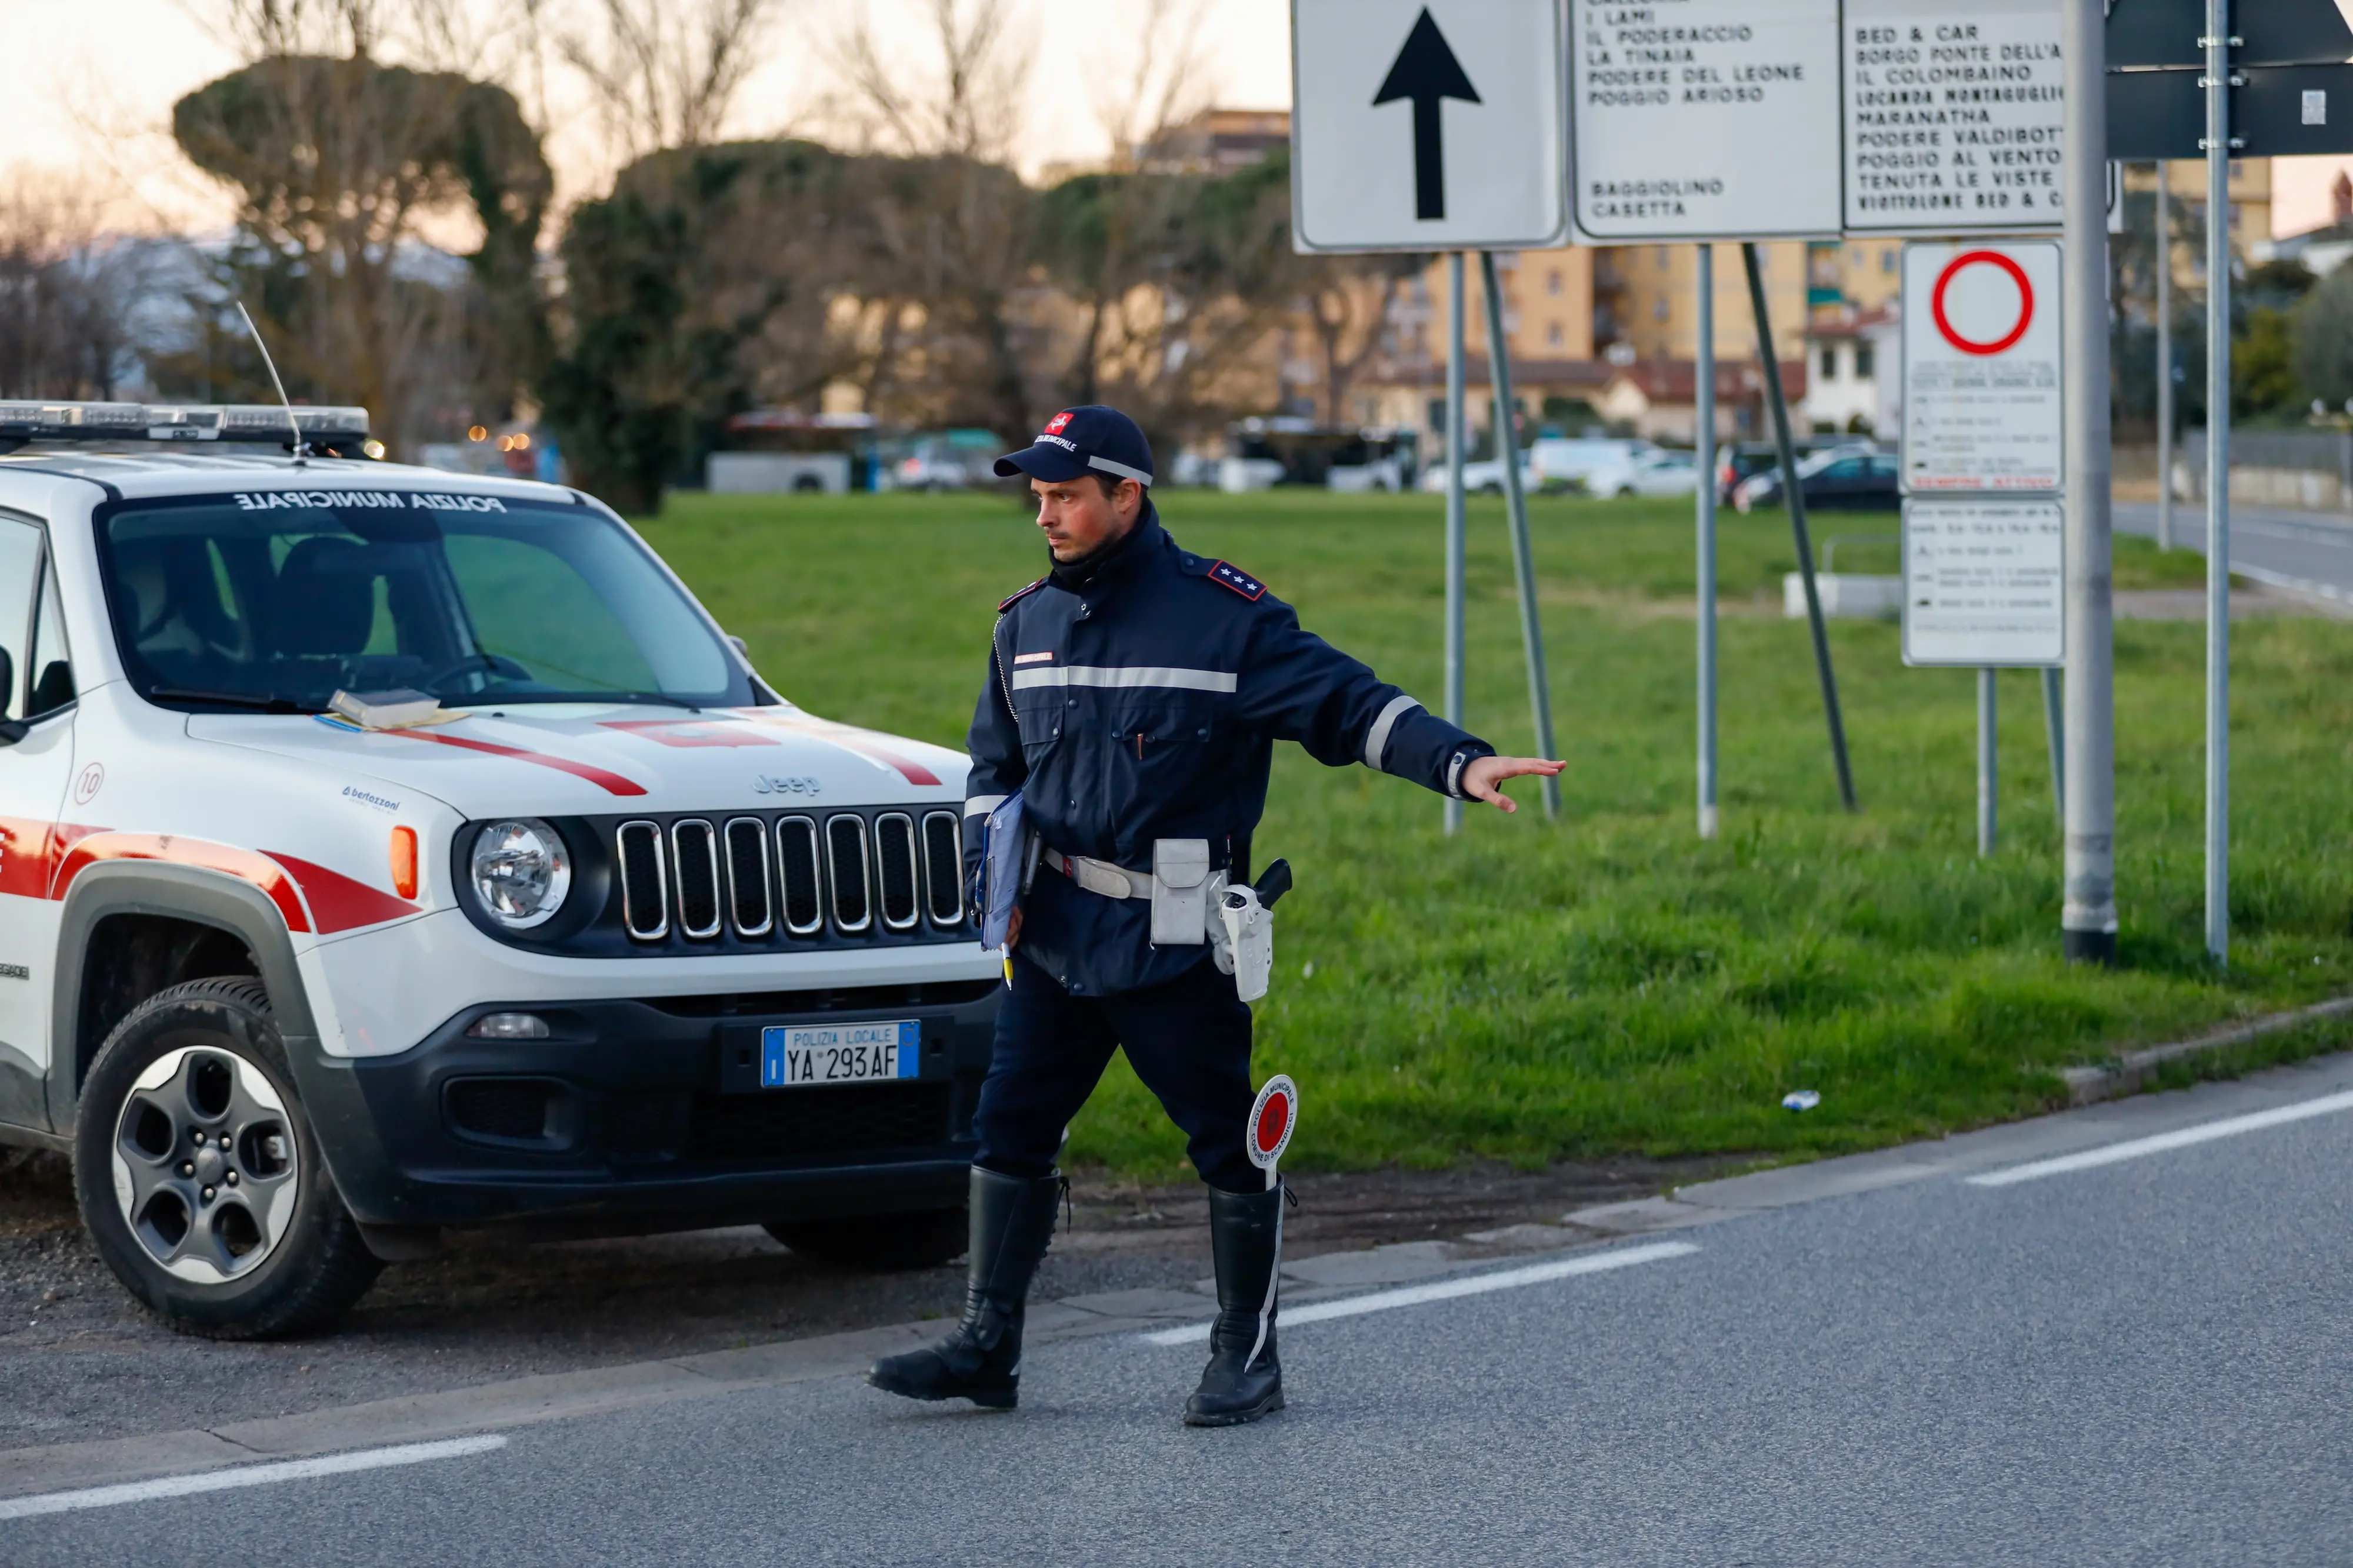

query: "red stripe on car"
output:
383 729 649 796
264 852 420 935
51 833 313 933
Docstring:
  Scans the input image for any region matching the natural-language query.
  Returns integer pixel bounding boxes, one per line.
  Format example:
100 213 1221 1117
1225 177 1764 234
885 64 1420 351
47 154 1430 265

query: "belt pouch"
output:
1151 838 1211 945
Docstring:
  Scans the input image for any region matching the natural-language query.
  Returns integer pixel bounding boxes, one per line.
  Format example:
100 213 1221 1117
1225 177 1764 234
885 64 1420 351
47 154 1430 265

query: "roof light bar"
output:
0 402 371 445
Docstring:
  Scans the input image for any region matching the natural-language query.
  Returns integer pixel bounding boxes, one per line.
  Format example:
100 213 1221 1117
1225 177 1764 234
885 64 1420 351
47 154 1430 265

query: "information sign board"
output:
1901 499 2064 666
1291 0 1569 253
1900 240 2063 493
1568 0 1842 241
1843 0 2068 233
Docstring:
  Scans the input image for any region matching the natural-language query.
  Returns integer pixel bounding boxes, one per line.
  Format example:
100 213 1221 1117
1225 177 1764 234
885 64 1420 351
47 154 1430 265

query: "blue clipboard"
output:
978 790 1028 950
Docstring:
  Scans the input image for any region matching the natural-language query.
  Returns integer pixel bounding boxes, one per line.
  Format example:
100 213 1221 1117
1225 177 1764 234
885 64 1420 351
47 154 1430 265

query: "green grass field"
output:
637 488 2353 1179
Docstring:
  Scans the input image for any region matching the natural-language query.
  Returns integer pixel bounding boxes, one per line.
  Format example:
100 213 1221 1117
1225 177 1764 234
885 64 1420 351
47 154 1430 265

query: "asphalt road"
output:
2114 498 2353 602
10 1055 2352 1565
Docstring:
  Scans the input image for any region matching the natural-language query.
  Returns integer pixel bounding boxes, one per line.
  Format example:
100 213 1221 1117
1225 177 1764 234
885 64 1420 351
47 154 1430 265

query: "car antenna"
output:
234 300 310 466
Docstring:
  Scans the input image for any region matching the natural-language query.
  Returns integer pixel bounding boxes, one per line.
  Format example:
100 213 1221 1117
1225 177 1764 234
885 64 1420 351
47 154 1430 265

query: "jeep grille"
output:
611 809 962 948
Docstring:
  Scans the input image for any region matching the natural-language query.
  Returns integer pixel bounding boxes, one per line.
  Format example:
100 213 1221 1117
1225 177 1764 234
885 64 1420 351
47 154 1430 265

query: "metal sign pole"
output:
1978 669 1998 855
1478 251 1561 818
2041 666 2065 821
1445 251 1468 838
1742 241 1857 812
2202 2 2232 962
1696 245 1719 841
2156 160 2175 551
2061 0 2118 965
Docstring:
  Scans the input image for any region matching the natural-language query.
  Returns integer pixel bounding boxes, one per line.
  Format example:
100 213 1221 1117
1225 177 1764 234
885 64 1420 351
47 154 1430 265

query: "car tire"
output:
75 977 383 1339
765 1206 968 1271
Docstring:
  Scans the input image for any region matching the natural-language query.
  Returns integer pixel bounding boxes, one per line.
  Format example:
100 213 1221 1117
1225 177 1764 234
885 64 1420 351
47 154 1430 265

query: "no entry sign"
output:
1901 240 2062 493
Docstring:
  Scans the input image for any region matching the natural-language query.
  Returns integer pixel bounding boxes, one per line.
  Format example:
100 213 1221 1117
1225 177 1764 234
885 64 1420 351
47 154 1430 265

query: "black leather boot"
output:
868 1167 1062 1409
1183 1183 1286 1427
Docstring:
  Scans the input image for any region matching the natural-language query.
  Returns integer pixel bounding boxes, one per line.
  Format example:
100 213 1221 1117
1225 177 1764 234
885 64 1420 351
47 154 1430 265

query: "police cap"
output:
994 405 1155 488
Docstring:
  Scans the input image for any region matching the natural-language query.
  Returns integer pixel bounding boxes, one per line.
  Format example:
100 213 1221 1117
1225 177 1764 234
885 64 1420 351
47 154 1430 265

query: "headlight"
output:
469 819 571 929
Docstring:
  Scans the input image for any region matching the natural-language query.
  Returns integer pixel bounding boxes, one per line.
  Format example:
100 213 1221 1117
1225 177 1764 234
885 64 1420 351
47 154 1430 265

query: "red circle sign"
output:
1931 250 2034 357
1255 1095 1289 1155
1247 1075 1297 1169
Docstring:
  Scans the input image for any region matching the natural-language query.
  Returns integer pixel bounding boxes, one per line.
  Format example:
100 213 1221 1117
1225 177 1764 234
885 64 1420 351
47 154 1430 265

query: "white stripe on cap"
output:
1010 665 1237 693
1086 455 1153 486
1363 693 1422 771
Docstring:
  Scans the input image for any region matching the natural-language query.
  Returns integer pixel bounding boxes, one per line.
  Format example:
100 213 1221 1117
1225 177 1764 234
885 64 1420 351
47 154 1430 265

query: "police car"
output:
0 401 997 1337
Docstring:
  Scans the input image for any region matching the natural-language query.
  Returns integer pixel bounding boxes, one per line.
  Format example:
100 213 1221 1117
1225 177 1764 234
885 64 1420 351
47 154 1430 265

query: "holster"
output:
1218 883 1274 1003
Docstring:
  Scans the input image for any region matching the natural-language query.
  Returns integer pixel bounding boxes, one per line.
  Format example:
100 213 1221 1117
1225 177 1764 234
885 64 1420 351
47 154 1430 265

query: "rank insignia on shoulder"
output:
1209 561 1265 600
998 577 1048 613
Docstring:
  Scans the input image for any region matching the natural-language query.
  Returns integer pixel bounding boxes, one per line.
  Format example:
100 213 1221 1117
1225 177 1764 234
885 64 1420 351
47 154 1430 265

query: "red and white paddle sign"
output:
1901 239 2063 496
1247 1075 1297 1182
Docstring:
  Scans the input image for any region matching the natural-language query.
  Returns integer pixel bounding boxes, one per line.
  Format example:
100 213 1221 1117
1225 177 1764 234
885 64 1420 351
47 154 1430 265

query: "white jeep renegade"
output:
0 402 998 1337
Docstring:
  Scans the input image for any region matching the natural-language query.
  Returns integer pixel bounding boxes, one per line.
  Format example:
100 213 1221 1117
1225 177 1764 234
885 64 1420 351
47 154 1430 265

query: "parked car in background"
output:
1714 438 1867 504
1529 437 1657 490
1734 446 1899 513
1586 448 1700 499
1416 457 1541 496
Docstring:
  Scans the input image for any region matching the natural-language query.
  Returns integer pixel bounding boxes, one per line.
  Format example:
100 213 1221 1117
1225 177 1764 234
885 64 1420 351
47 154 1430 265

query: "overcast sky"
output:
6 0 2349 243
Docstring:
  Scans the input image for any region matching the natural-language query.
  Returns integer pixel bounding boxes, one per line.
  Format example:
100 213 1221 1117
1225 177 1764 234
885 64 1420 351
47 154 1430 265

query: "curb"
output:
2060 996 2353 1106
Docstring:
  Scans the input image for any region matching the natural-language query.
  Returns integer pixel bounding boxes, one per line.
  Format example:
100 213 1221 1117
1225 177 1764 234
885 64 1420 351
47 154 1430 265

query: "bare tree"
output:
0 178 162 401
557 0 781 164
1094 0 1215 170
829 0 1030 162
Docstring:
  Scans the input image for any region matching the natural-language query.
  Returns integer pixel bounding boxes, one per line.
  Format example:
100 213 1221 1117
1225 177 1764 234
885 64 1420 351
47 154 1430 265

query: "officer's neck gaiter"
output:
1048 502 1155 591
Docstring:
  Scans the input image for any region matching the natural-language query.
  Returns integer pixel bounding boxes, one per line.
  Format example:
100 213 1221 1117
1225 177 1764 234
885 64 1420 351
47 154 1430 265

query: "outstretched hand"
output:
1461 755 1566 813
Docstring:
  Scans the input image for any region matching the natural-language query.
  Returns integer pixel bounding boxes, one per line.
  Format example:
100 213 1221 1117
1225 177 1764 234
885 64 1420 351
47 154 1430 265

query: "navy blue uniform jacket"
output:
964 504 1494 997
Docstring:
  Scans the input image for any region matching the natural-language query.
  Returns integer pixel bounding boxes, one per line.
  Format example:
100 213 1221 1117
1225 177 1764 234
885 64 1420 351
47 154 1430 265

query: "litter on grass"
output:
1781 1090 1821 1112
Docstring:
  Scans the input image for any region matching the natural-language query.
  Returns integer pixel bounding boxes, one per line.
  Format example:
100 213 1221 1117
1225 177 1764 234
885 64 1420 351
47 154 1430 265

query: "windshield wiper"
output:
148 688 312 713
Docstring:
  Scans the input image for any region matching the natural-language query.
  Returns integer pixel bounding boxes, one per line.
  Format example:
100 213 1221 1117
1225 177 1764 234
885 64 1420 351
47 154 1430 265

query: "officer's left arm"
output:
1235 601 1530 800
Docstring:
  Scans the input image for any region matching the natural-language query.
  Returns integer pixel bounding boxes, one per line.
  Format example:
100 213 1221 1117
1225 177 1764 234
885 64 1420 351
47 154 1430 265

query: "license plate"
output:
761 1020 921 1088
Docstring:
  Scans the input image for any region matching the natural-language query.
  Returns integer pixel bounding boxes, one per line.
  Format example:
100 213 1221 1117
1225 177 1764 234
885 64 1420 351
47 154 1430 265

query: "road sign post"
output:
2204 0 2231 963
2156 163 2175 552
1445 252 1467 838
1478 251 1561 819
2062 0 2117 965
1979 669 1998 855
1696 246 1719 842
1745 242 1857 813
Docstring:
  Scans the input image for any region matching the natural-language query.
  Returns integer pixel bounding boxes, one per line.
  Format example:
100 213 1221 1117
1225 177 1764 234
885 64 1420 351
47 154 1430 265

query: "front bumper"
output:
292 980 1001 1229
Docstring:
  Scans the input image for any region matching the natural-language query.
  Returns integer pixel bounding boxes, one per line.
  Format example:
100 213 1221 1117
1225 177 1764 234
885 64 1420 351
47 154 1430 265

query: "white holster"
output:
1150 839 1214 946
1217 884 1274 1003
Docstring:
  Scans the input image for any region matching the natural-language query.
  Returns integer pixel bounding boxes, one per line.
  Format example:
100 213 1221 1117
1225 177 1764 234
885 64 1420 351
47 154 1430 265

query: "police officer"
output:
868 407 1562 1426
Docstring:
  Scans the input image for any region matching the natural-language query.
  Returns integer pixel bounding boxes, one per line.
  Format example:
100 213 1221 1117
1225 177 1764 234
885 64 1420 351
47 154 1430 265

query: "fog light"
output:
467 1012 551 1040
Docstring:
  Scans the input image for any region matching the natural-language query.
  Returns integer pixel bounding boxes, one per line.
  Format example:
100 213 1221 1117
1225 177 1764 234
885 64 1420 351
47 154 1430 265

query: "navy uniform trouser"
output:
974 949 1259 1193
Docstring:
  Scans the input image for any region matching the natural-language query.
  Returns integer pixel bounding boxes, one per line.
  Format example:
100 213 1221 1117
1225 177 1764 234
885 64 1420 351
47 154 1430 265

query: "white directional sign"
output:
1569 0 1842 241
1902 499 2065 667
1291 1 1569 253
1900 240 2063 493
1842 0 2068 233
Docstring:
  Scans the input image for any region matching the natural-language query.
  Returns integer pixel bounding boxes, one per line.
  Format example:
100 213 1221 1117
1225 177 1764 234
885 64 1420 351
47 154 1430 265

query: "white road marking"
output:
1967 1088 2353 1189
0 1434 508 1522
1140 1241 1700 1347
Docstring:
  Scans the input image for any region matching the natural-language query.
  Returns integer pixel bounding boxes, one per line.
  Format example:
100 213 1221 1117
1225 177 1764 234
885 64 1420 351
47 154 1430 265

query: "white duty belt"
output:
1041 846 1151 900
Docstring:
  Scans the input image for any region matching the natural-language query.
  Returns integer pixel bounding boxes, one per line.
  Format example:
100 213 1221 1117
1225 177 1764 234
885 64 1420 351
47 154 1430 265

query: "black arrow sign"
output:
1373 8 1480 222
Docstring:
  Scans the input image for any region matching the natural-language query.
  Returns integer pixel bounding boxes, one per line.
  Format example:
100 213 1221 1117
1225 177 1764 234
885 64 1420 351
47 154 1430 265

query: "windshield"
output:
96 489 754 712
